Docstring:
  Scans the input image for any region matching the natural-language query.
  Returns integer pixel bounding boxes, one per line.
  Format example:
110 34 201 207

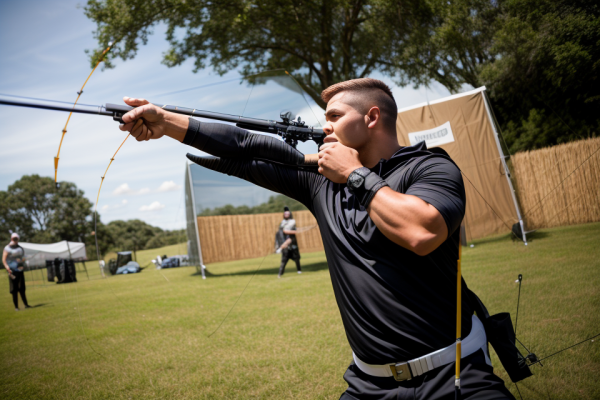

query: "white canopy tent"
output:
20 241 87 268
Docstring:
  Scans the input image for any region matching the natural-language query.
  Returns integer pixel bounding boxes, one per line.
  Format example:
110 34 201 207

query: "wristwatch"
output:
346 167 389 207
346 167 372 193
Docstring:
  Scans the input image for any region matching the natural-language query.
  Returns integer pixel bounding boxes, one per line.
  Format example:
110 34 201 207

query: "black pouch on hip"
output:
467 288 533 383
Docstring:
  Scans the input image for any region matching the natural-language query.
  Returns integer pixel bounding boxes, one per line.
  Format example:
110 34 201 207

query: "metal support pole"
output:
187 163 206 279
482 92 527 245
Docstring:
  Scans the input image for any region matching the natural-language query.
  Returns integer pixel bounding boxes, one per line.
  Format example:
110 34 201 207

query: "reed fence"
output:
197 210 323 264
512 137 600 230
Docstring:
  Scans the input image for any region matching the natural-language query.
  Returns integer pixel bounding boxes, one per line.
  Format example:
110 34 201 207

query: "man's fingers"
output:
119 121 136 132
319 143 336 151
122 103 158 124
131 119 145 140
123 96 150 106
122 104 147 124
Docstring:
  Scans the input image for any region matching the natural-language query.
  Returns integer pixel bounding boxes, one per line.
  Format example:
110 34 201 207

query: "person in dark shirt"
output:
275 206 302 278
117 78 514 399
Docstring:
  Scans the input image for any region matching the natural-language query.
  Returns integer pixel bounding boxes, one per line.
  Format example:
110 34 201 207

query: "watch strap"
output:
348 168 389 208
349 167 371 181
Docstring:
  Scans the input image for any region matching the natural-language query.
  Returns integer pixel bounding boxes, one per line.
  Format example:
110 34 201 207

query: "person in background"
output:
3 233 30 311
276 206 302 278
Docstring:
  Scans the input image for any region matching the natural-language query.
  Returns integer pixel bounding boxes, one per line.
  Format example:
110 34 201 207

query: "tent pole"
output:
81 261 90 280
482 91 527 245
187 162 206 279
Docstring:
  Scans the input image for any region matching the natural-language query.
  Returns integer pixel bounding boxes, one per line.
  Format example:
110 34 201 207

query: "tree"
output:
84 0 432 104
479 0 600 152
382 0 501 92
7 175 57 242
106 219 162 251
387 0 599 152
85 0 599 152
0 175 112 260
0 190 34 245
144 229 186 249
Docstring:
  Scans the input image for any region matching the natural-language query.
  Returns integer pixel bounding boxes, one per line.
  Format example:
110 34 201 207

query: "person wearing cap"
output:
3 233 30 311
275 206 302 278
118 78 515 399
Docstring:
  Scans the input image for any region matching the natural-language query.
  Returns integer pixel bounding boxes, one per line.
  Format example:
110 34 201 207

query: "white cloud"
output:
112 183 150 196
139 201 165 212
157 180 181 192
100 199 129 212
113 183 133 195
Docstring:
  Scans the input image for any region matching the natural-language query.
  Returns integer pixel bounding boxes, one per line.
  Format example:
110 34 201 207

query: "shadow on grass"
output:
469 230 550 246
27 303 52 308
191 260 329 278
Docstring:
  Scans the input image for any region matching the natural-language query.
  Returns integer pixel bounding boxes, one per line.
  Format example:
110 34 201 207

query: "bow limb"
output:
54 43 115 187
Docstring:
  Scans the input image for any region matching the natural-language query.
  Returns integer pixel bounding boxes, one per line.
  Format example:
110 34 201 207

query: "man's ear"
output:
366 107 381 129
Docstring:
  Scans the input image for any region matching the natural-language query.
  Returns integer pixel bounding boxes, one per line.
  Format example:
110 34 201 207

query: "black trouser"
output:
339 349 516 400
278 247 301 276
9 270 28 308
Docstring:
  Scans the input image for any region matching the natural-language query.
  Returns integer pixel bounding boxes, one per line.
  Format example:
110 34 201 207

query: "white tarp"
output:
20 241 87 267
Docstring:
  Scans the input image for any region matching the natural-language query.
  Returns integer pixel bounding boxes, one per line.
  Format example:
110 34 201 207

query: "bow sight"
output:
0 95 325 148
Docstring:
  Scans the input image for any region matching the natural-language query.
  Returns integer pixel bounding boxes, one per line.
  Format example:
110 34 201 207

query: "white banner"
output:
408 121 455 147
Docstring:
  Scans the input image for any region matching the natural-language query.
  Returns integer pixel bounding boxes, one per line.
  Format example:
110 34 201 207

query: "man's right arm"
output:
184 119 321 206
118 98 324 207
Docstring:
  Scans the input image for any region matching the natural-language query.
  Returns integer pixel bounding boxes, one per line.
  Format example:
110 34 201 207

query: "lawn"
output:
1 223 599 399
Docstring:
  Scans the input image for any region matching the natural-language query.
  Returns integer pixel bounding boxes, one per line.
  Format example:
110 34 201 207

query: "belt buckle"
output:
390 362 412 381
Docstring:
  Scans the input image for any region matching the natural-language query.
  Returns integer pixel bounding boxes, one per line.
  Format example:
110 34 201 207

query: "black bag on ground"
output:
46 260 55 282
52 258 77 284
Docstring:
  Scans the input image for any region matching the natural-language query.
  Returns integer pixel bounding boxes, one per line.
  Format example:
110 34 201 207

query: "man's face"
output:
283 211 291 219
323 92 369 149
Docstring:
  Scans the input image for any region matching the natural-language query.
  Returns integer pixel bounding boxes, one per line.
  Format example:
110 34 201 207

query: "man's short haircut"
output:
321 78 398 132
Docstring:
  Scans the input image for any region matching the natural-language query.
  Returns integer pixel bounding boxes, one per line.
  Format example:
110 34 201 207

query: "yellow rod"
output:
455 244 462 380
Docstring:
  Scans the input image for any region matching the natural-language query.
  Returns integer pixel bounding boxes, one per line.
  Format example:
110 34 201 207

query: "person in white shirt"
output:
2 233 30 311
276 207 302 278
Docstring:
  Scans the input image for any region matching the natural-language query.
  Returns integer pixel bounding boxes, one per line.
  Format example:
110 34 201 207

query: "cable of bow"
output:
93 133 130 263
54 43 115 188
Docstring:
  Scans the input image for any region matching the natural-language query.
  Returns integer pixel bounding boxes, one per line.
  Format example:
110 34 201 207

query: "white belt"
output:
353 315 490 381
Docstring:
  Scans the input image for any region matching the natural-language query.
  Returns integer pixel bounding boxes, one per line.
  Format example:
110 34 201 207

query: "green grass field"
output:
1 223 599 399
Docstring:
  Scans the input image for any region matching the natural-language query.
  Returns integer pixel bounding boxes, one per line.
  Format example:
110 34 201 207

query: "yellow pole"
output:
455 244 462 398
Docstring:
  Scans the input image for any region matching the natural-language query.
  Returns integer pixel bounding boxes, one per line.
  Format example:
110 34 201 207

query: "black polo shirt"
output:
184 119 472 364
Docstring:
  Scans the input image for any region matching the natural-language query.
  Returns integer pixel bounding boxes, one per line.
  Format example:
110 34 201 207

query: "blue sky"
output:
0 0 456 230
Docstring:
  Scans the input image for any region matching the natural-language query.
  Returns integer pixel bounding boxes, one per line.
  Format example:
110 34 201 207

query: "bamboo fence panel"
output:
512 137 600 230
197 210 323 264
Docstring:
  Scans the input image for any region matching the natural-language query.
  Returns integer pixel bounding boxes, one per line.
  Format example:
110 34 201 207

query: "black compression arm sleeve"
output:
183 117 306 166
183 119 326 208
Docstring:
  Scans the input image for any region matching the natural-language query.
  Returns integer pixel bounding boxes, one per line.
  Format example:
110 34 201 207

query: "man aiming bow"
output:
118 78 515 399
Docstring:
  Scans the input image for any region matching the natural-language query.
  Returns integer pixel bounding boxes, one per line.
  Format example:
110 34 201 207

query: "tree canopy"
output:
0 175 109 258
85 0 599 152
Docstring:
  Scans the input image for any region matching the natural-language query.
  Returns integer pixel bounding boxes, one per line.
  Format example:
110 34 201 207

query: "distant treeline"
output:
198 194 307 216
0 175 185 260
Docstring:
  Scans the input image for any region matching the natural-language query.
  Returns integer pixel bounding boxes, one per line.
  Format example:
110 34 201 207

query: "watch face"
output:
349 173 365 190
